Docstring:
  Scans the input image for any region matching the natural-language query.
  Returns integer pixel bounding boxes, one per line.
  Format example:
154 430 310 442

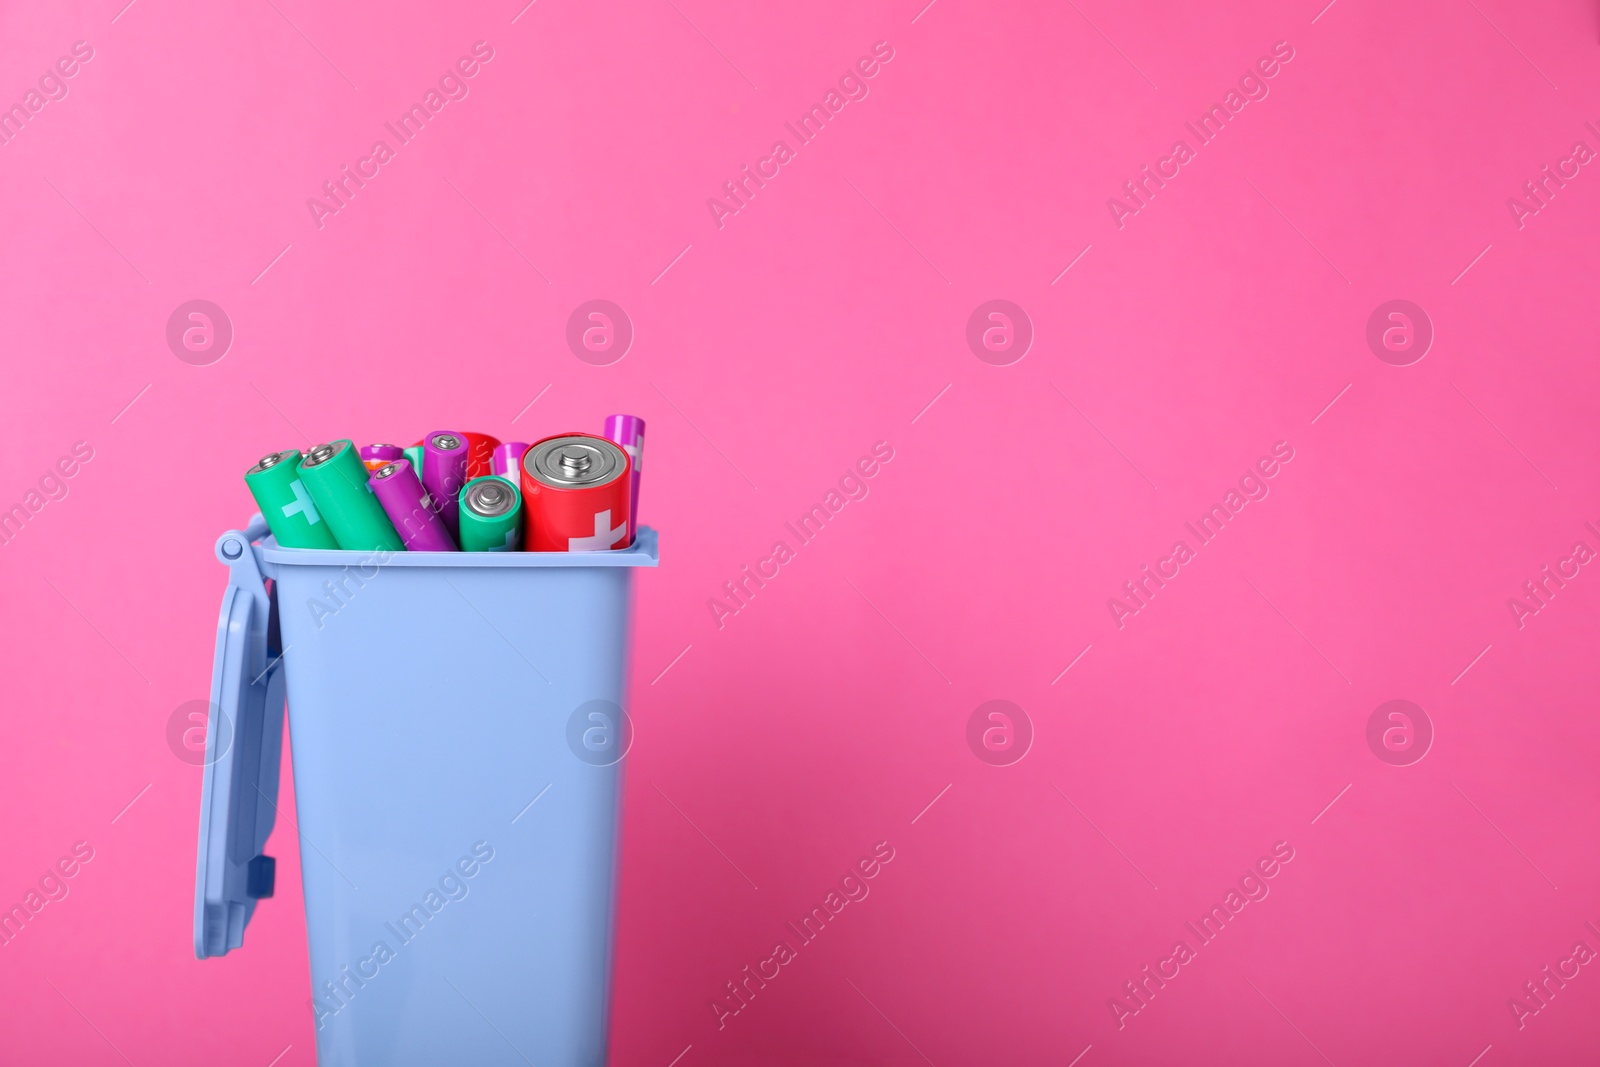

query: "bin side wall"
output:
274 562 633 1066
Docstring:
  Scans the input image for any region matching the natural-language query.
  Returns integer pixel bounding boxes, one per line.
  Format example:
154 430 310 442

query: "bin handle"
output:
238 512 271 549
193 517 287 958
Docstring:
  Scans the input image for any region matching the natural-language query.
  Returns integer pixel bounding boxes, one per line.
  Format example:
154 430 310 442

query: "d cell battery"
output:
520 433 632 552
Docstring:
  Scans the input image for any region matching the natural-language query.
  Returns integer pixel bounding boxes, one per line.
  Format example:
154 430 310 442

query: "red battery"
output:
520 433 632 552
463 432 501 480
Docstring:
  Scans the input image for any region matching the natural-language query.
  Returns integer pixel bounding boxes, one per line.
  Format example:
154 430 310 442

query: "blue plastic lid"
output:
194 516 286 958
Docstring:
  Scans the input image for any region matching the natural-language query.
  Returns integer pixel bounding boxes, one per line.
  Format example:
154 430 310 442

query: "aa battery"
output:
244 450 339 550
421 431 470 539
459 476 524 552
463 432 501 480
299 439 404 552
602 414 645 543
371 459 457 552
402 445 425 476
520 433 632 552
360 443 403 472
490 442 529 482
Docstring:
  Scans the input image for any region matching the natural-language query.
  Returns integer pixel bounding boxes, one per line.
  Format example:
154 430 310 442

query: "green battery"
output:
459 475 523 552
403 444 425 475
299 439 404 552
244 450 340 549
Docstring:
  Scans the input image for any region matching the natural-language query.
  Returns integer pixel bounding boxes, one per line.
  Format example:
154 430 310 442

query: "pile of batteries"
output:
243 416 644 554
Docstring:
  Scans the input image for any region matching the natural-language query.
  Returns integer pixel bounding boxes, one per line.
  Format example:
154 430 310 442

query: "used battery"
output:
360 443 404 472
520 433 632 552
300 439 404 552
463 432 501 480
490 442 529 482
602 414 644 544
459 476 524 552
244 450 339 550
421 431 470 539
371 459 457 552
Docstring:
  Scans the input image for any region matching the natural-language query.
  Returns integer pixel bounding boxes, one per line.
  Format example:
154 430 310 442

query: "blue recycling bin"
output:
194 513 657 1066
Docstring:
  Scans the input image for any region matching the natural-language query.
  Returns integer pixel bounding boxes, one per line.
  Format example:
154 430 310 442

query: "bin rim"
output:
255 524 658 568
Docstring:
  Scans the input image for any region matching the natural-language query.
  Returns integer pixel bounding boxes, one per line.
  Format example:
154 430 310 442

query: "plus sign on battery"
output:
569 510 627 551
283 479 321 525
243 451 339 549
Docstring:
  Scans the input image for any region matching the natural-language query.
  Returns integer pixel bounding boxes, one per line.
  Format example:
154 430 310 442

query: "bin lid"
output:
194 522 286 958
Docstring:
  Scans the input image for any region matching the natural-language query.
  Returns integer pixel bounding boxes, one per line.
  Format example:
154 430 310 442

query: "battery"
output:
402 444 425 476
244 450 339 549
490 442 529 482
602 414 645 544
459 476 524 552
299 439 404 552
463 432 502 480
520 433 632 552
360 443 404 472
421 431 470 539
371 459 457 551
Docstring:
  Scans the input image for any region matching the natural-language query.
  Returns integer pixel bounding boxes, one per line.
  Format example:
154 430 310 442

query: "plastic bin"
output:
193 512 658 1066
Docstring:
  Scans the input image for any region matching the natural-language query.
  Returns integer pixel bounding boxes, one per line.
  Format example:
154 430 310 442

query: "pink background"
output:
3 0 1600 1063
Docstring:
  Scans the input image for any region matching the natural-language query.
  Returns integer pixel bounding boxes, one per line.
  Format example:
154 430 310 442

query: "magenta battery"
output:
602 414 644 542
491 442 529 482
370 460 457 551
360 443 404 472
421 430 470 539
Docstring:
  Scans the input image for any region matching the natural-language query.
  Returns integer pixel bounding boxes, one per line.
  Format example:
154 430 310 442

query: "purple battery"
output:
359 443 404 471
421 430 470 539
602 414 644 540
491 442 529 482
369 460 457 551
